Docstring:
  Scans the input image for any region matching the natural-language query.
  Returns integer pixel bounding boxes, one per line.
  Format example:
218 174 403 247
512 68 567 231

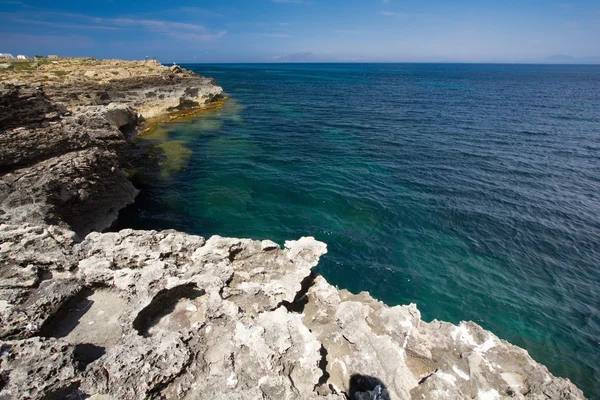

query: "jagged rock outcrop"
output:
0 59 223 120
0 225 585 399
0 62 223 237
0 59 585 399
44 73 223 119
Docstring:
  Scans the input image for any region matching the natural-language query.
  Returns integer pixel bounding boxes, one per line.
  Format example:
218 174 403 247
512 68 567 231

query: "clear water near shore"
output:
117 63 600 398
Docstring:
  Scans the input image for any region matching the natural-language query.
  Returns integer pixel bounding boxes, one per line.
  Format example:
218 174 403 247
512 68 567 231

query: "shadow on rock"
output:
74 343 106 370
349 374 391 400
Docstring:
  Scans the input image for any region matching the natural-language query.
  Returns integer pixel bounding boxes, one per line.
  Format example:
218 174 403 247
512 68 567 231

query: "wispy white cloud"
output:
164 30 227 41
6 11 227 41
225 21 292 29
164 7 224 18
334 29 366 35
378 11 432 18
564 20 579 28
250 33 291 38
557 3 575 10
11 17 123 30
110 18 207 32
99 17 228 41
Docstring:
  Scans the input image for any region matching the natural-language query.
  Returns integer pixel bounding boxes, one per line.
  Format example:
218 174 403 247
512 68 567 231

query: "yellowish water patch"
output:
141 125 170 142
176 118 224 134
215 98 247 123
138 97 246 178
139 99 226 136
157 141 192 178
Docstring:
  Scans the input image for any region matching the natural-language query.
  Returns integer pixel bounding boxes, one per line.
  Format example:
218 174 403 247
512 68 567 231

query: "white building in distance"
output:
16 55 27 59
0 53 14 59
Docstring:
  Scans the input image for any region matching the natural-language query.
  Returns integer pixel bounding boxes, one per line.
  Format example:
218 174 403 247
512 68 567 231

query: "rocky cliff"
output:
0 59 222 237
0 60 585 400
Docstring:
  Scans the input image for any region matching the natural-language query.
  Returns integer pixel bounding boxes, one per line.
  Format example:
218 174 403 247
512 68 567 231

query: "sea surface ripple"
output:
117 63 600 398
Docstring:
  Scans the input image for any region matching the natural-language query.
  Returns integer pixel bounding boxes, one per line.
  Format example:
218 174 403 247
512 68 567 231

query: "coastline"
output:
138 97 227 136
0 59 586 399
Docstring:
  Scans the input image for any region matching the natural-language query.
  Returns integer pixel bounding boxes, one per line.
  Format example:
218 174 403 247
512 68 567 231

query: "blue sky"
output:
0 0 598 62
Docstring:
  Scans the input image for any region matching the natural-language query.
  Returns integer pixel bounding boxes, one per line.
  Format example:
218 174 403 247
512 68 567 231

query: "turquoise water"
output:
118 64 600 398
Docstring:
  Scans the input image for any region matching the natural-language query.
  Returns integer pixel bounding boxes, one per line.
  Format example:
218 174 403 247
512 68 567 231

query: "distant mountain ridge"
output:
544 54 600 64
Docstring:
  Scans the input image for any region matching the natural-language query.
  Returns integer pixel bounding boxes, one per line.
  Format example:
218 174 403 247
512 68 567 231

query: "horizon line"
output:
174 61 600 66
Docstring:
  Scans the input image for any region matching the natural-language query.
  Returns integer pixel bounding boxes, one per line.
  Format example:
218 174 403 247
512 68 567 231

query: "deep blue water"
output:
118 63 600 398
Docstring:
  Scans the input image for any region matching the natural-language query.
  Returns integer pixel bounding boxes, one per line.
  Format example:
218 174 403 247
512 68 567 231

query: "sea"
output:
116 63 600 398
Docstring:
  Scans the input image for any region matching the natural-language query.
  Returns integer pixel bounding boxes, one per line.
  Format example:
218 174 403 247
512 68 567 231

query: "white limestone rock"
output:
0 226 586 399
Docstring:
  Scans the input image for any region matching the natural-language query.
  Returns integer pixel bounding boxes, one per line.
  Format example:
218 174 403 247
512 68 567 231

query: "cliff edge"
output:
0 59 222 236
0 60 585 400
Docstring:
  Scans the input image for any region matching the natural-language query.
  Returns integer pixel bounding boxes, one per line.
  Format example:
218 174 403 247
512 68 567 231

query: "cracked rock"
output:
0 225 585 399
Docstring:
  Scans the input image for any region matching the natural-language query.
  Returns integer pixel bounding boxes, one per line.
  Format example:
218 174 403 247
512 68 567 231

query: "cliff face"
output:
0 60 223 237
0 60 585 400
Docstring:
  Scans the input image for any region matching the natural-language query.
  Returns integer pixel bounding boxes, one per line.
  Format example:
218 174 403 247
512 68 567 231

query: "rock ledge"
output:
0 225 584 399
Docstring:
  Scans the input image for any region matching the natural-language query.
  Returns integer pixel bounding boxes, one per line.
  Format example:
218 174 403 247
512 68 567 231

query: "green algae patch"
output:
175 118 224 134
142 119 213 178
157 140 192 177
216 98 246 123
123 167 142 179
137 98 246 178
141 125 170 142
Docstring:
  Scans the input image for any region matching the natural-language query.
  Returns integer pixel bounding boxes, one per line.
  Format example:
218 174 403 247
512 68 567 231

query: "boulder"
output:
103 103 138 133
169 64 183 73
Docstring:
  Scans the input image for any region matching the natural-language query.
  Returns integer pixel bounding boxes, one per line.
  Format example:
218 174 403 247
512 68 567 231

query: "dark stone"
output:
349 375 391 400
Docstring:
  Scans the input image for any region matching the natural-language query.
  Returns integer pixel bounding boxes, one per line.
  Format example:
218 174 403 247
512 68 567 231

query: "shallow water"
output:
118 63 600 398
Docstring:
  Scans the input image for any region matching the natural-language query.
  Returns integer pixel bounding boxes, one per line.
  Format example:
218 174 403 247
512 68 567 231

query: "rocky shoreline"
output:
0 60 585 399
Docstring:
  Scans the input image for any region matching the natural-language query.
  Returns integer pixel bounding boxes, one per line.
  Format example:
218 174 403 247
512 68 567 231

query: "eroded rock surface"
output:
0 61 222 236
0 226 584 399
